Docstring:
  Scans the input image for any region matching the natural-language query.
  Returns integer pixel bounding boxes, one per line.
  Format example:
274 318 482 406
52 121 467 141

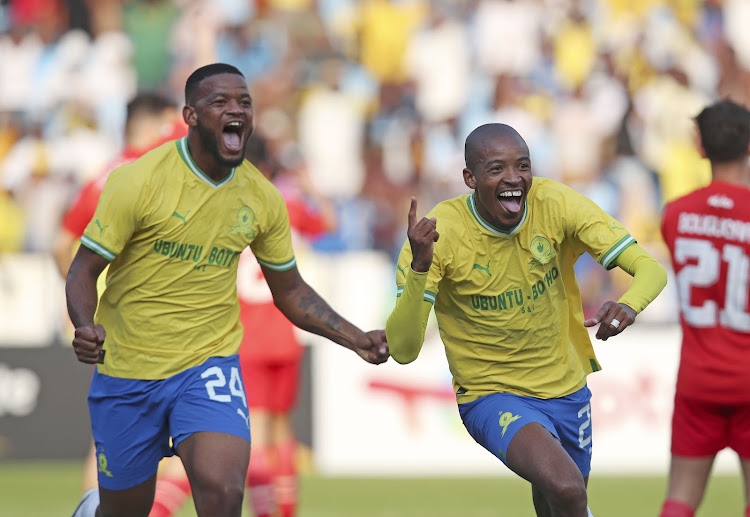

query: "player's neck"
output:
712 159 750 187
186 135 234 183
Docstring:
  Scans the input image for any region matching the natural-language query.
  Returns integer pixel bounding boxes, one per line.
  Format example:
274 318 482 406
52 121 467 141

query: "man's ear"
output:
463 168 477 190
183 105 197 127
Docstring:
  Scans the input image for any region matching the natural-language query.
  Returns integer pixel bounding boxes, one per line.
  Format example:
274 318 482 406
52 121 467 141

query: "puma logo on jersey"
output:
708 194 734 209
473 261 491 276
172 210 191 223
94 219 109 236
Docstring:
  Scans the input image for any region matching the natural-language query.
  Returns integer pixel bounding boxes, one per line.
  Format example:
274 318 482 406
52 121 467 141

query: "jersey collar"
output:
466 192 527 237
176 137 236 188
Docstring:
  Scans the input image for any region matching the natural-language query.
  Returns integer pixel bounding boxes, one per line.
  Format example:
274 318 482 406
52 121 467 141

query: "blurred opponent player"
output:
238 138 336 517
659 99 750 517
386 123 667 517
53 91 193 517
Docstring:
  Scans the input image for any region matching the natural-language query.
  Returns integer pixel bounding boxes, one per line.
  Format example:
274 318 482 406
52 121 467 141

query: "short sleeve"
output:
62 180 101 238
250 189 296 271
567 189 636 270
80 165 144 261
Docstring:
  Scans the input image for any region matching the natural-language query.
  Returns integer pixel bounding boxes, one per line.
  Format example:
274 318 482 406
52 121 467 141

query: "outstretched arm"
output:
584 243 667 340
66 245 109 363
386 197 440 364
262 265 389 365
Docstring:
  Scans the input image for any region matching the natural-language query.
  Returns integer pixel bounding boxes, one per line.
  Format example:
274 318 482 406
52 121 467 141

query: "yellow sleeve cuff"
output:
613 244 668 313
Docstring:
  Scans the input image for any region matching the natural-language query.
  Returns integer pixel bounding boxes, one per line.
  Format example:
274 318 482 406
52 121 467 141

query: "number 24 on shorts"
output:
201 365 247 408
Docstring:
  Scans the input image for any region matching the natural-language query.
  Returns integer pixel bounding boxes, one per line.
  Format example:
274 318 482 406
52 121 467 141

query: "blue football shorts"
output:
458 384 593 477
88 354 251 490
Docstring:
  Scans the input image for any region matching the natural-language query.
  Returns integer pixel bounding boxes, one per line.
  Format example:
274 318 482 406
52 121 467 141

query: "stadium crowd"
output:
0 0 746 321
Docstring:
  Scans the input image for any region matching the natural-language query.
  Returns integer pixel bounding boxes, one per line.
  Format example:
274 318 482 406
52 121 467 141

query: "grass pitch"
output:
0 460 743 516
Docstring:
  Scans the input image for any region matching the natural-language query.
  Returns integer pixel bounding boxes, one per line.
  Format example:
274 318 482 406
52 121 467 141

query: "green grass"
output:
0 460 744 517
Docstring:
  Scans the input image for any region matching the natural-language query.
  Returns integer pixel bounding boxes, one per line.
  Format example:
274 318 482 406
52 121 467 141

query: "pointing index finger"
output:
408 196 417 230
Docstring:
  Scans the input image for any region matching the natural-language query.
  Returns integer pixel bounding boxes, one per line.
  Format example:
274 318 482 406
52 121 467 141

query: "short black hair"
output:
124 92 175 134
185 63 245 105
695 99 750 163
126 92 175 121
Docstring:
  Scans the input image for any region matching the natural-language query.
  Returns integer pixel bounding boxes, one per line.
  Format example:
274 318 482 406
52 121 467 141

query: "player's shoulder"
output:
111 140 178 182
530 177 579 200
665 182 747 215
237 161 282 196
431 193 471 218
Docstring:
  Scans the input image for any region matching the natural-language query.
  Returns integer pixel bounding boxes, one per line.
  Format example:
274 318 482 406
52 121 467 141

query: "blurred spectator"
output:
357 0 427 86
121 0 178 91
297 56 368 199
472 0 544 78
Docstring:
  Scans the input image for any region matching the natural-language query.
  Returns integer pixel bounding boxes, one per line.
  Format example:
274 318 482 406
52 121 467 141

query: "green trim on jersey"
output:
176 138 236 188
396 285 436 304
600 235 636 270
257 256 297 271
467 193 527 236
81 235 116 261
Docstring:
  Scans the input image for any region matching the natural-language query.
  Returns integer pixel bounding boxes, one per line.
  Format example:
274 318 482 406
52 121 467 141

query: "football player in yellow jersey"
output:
386 123 666 517
67 63 389 517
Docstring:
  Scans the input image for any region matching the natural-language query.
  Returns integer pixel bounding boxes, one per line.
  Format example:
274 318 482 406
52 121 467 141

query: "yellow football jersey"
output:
81 138 295 379
394 177 635 402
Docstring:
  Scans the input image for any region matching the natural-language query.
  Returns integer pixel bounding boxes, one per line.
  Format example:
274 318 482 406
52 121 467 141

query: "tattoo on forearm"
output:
326 312 340 330
298 294 341 331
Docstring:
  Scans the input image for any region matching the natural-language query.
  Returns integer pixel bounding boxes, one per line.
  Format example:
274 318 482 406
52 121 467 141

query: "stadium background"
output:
0 0 746 515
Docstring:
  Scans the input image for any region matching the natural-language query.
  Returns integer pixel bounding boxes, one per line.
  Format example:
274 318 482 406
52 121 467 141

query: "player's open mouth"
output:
222 121 244 153
497 189 524 214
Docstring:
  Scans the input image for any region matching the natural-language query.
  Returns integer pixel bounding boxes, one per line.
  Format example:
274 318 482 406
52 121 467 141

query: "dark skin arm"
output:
261 265 389 364
66 245 109 364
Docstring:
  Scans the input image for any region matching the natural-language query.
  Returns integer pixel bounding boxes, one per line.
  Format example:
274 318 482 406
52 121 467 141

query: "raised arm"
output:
261 265 389 365
385 197 440 364
66 245 109 364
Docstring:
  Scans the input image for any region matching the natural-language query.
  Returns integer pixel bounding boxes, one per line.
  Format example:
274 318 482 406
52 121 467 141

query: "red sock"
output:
247 446 275 517
659 499 695 517
149 475 191 517
274 439 298 517
745 504 750 517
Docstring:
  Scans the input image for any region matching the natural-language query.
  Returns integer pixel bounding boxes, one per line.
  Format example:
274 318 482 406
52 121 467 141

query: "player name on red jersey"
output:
677 212 750 243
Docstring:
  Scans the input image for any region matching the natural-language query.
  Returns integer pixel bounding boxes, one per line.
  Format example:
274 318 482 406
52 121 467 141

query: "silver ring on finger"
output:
611 318 620 329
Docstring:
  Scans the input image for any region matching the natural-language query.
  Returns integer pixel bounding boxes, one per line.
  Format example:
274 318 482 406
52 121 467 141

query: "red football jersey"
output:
661 181 750 403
